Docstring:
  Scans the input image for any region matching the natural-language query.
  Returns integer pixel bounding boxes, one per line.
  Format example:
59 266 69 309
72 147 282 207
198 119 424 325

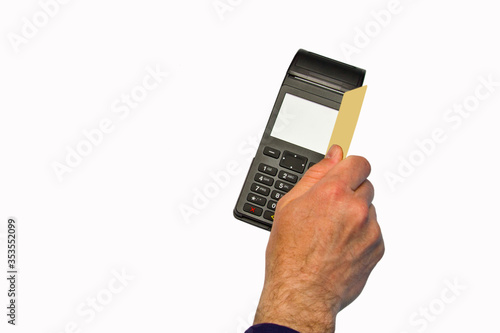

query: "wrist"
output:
254 278 340 333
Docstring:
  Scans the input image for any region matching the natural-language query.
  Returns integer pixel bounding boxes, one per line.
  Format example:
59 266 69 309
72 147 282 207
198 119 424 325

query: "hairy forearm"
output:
254 278 340 333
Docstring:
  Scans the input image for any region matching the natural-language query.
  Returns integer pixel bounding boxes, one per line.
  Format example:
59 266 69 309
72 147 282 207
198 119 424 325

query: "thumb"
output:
277 145 343 208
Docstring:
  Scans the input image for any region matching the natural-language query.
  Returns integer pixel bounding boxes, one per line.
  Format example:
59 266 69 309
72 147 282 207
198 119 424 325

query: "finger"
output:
366 205 384 251
366 205 385 261
322 155 371 191
368 204 378 227
277 145 343 208
297 144 344 189
354 179 375 204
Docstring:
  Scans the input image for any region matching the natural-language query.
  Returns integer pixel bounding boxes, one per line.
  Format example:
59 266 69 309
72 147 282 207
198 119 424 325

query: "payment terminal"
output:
234 49 366 230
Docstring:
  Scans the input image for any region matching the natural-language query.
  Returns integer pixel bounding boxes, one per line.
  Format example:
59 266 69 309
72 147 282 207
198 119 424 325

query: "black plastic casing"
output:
233 49 365 231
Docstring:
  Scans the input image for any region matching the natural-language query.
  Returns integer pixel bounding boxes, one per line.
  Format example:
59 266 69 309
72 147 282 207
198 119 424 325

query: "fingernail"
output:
326 145 340 159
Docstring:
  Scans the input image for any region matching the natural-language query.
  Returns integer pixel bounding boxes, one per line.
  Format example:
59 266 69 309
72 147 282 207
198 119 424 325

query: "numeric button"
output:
271 190 285 200
267 200 277 210
258 163 278 176
275 180 293 193
250 183 270 196
254 173 273 186
278 170 298 184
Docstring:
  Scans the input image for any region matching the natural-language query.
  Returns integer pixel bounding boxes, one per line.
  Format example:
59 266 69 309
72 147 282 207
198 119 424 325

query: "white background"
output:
1 0 499 332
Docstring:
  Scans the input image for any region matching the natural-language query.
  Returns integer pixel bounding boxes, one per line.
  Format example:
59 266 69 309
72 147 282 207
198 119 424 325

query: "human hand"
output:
253 145 385 333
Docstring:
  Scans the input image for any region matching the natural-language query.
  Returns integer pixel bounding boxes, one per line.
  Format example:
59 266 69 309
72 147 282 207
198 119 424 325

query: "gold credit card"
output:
326 85 367 158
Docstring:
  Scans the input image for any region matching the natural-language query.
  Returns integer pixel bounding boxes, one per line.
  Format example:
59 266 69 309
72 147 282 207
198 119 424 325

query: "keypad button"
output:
243 203 263 216
275 181 293 193
264 211 275 222
254 173 274 186
279 151 308 173
278 170 298 184
263 146 281 159
308 162 316 169
271 190 285 200
258 163 278 176
251 183 270 196
267 200 277 210
247 193 267 206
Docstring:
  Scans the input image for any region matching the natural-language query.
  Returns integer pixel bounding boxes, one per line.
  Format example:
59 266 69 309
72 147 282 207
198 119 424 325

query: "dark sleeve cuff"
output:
245 323 300 333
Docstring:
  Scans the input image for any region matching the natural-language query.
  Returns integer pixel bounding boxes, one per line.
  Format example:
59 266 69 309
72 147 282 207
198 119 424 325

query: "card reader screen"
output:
270 93 338 154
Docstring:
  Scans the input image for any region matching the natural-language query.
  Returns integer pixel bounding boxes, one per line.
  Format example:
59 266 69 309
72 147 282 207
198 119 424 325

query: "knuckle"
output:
369 222 383 244
365 180 375 196
378 238 386 259
372 236 385 264
351 199 370 223
348 155 371 175
359 156 372 174
329 184 346 199
368 221 385 260
363 157 372 175
322 177 349 198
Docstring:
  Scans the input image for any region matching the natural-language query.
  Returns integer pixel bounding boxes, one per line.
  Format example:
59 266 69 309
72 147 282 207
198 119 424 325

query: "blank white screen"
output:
270 93 338 154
